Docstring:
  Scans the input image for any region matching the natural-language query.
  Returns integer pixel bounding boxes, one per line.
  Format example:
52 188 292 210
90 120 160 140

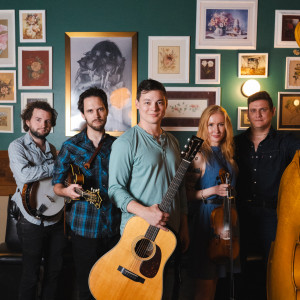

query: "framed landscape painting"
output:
0 10 15 67
0 70 16 103
274 10 300 48
162 87 221 131
19 10 46 43
195 0 258 49
18 46 52 89
65 32 137 136
238 53 268 78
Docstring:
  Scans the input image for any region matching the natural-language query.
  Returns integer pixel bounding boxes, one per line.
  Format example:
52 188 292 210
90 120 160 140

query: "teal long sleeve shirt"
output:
108 125 188 234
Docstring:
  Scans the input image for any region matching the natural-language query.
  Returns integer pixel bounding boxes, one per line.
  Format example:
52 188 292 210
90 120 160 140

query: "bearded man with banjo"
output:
8 101 66 300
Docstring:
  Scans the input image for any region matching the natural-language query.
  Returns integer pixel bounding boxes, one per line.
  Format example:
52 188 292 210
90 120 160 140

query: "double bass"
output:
208 168 240 299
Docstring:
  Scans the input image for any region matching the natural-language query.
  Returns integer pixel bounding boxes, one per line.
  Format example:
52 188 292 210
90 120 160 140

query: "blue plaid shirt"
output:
52 129 120 238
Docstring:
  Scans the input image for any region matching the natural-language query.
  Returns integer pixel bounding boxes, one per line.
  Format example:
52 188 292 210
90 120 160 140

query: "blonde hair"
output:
196 105 236 169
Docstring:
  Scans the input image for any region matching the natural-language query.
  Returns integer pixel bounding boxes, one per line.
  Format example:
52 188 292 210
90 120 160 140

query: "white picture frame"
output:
285 57 300 89
274 10 300 48
148 36 190 83
18 46 52 89
195 54 220 84
21 92 54 133
238 53 268 78
195 0 258 50
0 10 16 67
19 10 46 43
0 70 16 103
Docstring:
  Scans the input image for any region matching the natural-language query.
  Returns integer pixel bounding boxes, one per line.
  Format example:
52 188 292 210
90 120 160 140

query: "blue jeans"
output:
17 216 66 300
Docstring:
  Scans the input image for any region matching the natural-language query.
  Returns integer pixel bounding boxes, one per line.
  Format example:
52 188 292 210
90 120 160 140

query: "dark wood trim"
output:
0 151 16 196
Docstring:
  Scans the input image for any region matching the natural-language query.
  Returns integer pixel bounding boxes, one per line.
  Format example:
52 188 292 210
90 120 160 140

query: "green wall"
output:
1 0 299 150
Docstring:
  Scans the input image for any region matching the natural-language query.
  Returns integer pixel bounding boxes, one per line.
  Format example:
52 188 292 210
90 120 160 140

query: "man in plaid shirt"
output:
53 87 121 300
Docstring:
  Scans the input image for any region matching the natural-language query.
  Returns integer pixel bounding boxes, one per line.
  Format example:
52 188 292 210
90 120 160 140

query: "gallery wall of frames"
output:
0 0 299 151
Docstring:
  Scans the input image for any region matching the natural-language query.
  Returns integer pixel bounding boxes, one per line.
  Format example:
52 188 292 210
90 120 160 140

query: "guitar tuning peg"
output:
187 138 191 142
184 145 188 148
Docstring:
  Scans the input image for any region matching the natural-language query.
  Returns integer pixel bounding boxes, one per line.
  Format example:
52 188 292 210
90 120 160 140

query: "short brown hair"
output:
21 101 57 132
248 91 273 109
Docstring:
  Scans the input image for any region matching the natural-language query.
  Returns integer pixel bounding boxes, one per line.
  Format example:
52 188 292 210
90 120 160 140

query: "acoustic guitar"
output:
22 177 64 220
88 136 203 300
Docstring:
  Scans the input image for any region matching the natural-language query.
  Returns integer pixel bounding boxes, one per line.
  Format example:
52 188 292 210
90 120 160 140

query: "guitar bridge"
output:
117 266 145 283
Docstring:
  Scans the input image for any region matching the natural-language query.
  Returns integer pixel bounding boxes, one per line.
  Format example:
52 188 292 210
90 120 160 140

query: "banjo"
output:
21 177 65 220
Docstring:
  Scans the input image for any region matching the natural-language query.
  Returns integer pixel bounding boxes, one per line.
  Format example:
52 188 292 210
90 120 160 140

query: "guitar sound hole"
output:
134 238 154 259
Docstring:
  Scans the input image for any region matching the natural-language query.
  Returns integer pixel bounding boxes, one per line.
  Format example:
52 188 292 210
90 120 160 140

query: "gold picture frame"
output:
65 32 137 137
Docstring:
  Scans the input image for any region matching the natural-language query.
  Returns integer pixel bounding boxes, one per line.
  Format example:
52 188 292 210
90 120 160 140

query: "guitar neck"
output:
145 159 191 241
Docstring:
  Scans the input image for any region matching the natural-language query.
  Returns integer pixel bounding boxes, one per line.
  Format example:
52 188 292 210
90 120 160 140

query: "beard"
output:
86 118 106 132
29 128 50 140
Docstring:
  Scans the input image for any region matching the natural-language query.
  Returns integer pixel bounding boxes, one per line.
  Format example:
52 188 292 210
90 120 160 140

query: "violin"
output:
208 168 240 264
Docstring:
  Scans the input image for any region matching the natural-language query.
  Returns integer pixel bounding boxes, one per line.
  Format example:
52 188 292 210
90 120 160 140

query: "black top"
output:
234 127 300 209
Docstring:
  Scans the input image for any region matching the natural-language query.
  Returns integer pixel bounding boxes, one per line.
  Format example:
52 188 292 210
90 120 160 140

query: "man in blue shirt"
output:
9 101 65 300
53 87 120 300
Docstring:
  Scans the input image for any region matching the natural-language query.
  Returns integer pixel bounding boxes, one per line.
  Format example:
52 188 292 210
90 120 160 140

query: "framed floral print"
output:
237 107 250 130
238 53 268 78
195 54 220 84
65 32 137 136
195 0 258 50
0 10 15 67
0 105 13 133
18 46 52 89
21 92 53 132
285 57 300 89
162 87 221 131
0 70 16 103
148 36 190 83
277 92 300 130
274 10 300 48
19 10 46 43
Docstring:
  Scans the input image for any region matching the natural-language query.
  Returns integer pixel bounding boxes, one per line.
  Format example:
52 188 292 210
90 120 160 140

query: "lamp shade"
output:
241 79 261 97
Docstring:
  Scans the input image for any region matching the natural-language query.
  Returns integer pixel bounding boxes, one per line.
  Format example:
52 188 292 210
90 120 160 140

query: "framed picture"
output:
21 92 53 132
285 57 300 89
65 32 137 136
195 0 258 49
18 46 52 89
19 10 46 43
195 54 220 84
237 107 250 130
274 10 300 48
277 92 300 130
162 87 221 131
0 105 13 133
0 10 15 67
238 53 268 78
0 70 16 103
148 36 190 83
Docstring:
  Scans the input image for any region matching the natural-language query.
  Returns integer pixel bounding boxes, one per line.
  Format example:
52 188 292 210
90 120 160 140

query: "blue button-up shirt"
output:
8 133 61 226
52 129 120 238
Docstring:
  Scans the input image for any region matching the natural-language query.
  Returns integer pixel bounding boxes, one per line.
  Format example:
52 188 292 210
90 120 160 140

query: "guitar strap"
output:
84 133 106 169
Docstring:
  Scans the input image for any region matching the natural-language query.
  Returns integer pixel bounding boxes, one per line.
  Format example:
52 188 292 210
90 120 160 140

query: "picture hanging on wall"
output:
195 54 220 84
18 46 52 89
237 107 250 130
277 92 300 130
195 0 258 50
162 87 221 131
148 36 190 83
0 105 13 133
21 92 53 132
238 53 268 78
285 57 300 89
0 10 15 67
65 32 137 136
19 10 46 43
274 10 300 48
0 70 16 103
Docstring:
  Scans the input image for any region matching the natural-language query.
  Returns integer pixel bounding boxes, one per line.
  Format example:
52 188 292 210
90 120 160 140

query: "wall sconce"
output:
241 79 261 97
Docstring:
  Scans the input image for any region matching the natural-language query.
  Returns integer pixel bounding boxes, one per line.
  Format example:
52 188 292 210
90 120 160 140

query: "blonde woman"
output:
186 105 239 300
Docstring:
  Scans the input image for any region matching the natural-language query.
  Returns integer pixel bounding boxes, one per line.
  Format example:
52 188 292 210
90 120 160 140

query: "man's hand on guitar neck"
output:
53 183 83 200
127 201 170 231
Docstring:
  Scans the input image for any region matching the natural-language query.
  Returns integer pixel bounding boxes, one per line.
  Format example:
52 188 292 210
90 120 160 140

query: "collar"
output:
24 132 51 153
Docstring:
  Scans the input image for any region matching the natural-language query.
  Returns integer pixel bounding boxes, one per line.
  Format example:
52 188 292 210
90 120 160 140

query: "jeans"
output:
71 231 120 300
17 216 66 300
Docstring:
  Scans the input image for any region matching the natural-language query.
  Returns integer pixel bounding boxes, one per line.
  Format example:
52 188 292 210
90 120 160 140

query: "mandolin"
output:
88 136 203 300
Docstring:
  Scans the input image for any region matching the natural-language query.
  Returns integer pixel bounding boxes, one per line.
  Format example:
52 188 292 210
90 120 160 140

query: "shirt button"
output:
254 169 257 171
254 181 257 184
270 155 272 158
251 156 254 159
256 156 258 158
